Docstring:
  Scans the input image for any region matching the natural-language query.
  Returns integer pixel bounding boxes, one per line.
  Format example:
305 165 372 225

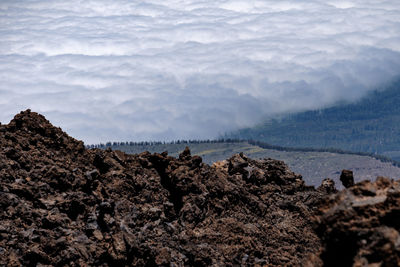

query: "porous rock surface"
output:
0 110 399 266
315 177 400 266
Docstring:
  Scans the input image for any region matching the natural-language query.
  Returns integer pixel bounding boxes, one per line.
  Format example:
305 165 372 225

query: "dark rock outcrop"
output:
340 169 355 188
0 110 399 266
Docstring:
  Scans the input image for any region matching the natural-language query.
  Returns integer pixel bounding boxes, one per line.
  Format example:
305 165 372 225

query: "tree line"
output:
87 138 244 149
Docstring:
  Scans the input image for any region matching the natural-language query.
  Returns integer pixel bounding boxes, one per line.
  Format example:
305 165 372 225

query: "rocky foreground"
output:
0 110 399 266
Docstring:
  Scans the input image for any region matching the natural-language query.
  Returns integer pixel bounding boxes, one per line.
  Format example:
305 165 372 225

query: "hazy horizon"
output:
1 0 400 143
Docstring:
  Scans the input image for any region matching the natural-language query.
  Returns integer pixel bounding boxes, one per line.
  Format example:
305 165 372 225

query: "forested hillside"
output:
229 80 400 160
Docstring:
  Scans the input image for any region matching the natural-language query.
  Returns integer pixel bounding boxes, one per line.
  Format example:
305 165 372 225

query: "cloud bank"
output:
1 0 400 143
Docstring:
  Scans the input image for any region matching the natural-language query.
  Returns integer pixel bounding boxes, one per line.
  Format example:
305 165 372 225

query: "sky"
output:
1 0 400 144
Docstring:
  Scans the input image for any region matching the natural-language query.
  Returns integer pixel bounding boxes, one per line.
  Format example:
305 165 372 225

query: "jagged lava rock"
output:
314 177 400 266
0 110 399 266
340 169 355 189
0 110 325 266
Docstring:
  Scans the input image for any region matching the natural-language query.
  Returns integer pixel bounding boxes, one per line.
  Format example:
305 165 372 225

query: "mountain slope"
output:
229 80 400 159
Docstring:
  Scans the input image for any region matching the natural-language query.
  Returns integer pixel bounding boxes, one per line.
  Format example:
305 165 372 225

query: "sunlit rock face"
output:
1 0 400 143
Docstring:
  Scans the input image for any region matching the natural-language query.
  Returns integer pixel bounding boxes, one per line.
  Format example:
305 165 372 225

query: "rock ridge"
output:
0 110 399 266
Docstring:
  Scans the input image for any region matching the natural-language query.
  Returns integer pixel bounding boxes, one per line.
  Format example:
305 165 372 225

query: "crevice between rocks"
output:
149 155 183 217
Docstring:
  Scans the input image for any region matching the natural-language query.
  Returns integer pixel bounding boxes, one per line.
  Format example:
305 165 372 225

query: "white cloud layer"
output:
1 0 400 143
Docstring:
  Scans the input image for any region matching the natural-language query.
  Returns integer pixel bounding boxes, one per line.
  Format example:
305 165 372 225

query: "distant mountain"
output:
228 80 400 160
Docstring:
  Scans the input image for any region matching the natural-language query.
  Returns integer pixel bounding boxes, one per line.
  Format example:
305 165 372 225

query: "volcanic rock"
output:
340 169 355 188
0 110 399 266
318 178 337 194
314 177 400 266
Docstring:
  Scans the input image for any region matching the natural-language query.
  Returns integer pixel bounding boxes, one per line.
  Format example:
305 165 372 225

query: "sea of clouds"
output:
1 0 400 143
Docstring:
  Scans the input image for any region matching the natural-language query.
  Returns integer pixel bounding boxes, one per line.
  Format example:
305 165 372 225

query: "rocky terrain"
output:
0 110 399 266
111 141 400 187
